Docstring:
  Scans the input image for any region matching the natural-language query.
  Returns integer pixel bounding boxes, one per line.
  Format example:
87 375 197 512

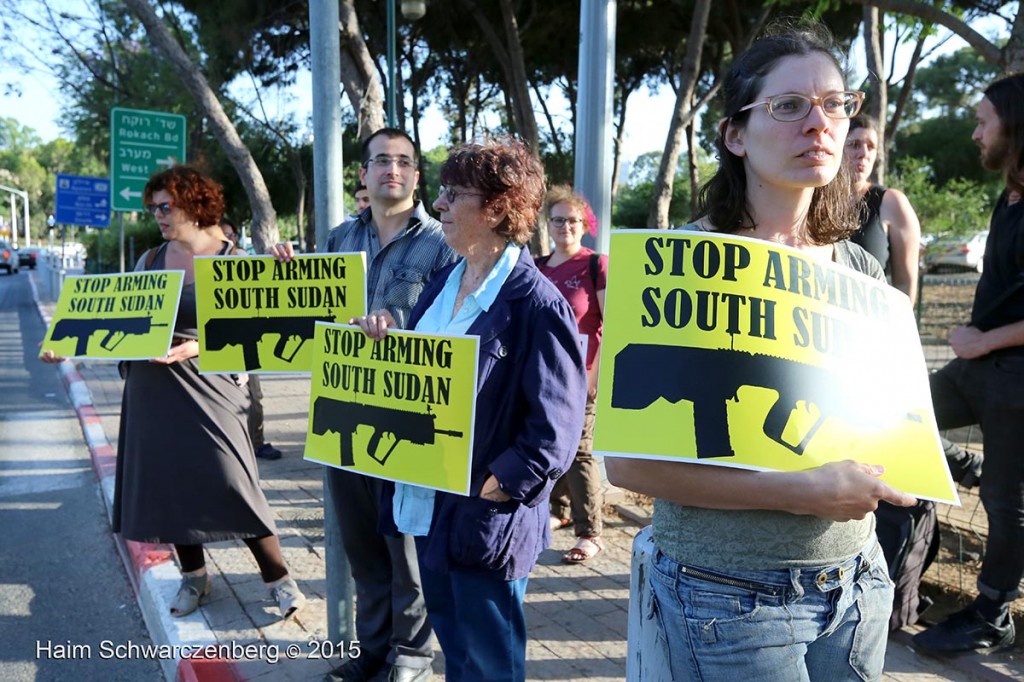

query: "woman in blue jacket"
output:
356 138 587 682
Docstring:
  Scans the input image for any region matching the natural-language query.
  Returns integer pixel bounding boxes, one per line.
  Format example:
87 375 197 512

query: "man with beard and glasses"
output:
913 74 1024 656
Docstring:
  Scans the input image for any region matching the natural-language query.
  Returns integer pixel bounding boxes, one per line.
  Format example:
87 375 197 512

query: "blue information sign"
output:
55 174 112 228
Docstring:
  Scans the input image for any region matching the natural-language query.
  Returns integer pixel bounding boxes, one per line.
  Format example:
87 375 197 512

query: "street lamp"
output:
386 0 427 127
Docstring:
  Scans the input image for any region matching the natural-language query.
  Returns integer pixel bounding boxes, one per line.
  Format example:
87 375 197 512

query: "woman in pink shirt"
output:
536 186 607 562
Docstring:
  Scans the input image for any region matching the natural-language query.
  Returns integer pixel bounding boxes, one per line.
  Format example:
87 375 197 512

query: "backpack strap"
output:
588 253 600 289
534 253 552 268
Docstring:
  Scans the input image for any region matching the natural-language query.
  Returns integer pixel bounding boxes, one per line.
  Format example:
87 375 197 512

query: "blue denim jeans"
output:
416 537 529 682
649 539 893 681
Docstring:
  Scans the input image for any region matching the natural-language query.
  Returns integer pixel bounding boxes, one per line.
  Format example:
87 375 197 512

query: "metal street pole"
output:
387 0 397 127
0 184 30 248
574 0 616 255
309 0 353 644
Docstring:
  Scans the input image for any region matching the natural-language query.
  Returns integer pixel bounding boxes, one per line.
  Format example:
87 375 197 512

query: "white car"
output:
925 230 988 274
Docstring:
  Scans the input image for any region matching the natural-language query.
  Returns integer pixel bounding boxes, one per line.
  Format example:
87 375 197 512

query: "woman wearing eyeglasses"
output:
356 139 587 682
845 114 923 305
606 23 916 680
535 186 607 563
86 166 303 620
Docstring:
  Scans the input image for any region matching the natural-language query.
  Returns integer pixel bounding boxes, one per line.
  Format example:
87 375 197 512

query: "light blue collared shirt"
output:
393 243 523 536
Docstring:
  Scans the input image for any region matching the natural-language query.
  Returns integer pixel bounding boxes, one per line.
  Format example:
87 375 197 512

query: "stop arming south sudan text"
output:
639 236 892 356
66 273 167 314
321 327 453 407
210 258 347 310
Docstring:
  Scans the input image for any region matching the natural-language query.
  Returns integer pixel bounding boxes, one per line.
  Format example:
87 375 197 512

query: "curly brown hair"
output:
439 137 546 246
144 166 225 228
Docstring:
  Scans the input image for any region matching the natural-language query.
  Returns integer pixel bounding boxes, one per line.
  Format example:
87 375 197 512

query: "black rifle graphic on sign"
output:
205 314 335 370
611 343 921 459
51 316 169 355
312 397 464 466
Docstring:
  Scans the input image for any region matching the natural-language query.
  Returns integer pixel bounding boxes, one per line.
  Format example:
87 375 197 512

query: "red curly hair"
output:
144 166 225 228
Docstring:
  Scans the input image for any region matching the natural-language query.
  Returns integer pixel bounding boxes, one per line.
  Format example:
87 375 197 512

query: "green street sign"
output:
110 107 187 212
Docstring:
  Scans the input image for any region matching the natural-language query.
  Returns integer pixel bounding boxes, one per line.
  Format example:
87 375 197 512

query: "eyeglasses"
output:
366 154 416 169
550 216 583 228
145 202 174 216
736 91 865 122
438 186 483 203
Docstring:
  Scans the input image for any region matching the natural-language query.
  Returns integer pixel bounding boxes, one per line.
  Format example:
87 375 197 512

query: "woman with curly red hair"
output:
92 166 303 620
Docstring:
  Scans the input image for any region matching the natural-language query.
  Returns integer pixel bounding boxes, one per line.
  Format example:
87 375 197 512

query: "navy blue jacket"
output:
381 249 587 580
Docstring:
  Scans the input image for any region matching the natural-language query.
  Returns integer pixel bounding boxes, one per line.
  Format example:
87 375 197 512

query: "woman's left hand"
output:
351 309 397 340
480 475 511 502
151 340 199 365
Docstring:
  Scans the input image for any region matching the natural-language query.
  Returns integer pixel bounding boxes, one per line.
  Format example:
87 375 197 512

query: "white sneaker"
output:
271 577 306 620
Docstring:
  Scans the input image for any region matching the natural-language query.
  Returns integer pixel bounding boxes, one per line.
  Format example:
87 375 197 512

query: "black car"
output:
17 246 40 269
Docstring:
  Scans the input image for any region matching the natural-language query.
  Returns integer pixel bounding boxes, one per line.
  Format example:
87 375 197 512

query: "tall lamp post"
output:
386 0 427 127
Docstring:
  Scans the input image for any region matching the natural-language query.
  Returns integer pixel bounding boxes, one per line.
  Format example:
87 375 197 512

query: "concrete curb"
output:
29 272 241 682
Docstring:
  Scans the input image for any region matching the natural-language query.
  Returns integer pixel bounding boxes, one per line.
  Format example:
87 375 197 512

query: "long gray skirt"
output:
113 358 278 544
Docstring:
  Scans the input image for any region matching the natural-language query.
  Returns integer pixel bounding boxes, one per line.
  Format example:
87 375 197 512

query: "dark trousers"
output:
417 542 528 682
326 468 433 667
931 355 1024 604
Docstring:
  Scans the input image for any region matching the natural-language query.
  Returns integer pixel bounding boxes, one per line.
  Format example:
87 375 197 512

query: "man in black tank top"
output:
914 74 1024 657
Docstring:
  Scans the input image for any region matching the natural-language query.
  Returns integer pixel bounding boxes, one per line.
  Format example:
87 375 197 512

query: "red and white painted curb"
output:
30 272 241 682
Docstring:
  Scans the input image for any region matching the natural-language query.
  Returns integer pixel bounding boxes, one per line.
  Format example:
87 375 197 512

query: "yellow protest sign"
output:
304 323 478 495
194 254 366 374
42 272 183 359
594 230 958 504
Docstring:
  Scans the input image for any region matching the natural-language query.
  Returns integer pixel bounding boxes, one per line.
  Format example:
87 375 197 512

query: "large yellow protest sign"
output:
42 272 183 359
194 254 366 374
304 323 478 495
594 230 958 504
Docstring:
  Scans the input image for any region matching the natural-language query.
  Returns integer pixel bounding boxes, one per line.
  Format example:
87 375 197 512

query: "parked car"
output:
17 246 41 269
925 230 989 273
0 240 19 275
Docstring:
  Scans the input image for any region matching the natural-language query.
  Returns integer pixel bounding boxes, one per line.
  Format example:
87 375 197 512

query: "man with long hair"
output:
914 74 1024 656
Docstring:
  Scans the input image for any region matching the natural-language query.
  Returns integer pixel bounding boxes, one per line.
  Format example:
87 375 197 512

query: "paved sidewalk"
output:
30 265 1024 682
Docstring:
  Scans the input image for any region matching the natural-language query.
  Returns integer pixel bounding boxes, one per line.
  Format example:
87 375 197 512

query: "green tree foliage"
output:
890 156 1000 238
0 117 104 238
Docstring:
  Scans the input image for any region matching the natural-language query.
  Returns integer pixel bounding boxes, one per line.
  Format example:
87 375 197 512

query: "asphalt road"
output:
0 270 164 681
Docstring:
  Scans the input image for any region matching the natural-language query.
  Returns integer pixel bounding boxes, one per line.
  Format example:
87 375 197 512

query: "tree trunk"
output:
687 108 699 218
121 0 279 253
1007 5 1024 73
886 35 925 149
647 0 711 229
610 85 633 199
339 0 386 139
460 0 540 152
863 6 887 183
